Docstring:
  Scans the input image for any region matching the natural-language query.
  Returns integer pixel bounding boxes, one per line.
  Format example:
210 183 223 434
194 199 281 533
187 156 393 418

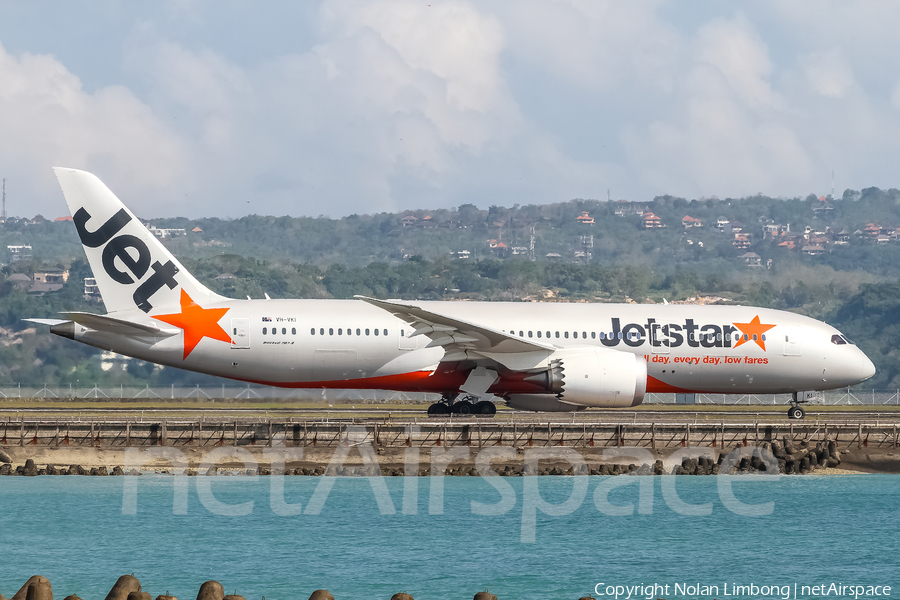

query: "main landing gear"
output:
427 393 497 417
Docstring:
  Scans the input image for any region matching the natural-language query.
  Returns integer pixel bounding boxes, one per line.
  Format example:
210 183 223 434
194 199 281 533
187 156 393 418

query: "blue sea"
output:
0 474 896 600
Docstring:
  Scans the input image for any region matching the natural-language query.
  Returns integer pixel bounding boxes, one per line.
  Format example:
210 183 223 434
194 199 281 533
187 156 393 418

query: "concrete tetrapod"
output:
473 590 498 600
156 594 177 600
104 576 141 600
390 593 414 600
307 591 334 600
22 459 38 477
196 582 224 600
127 592 151 600
11 576 52 600
62 596 82 600
223 595 246 600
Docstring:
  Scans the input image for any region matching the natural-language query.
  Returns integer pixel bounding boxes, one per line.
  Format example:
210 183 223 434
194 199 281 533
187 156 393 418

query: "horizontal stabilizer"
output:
60 312 178 337
23 318 70 326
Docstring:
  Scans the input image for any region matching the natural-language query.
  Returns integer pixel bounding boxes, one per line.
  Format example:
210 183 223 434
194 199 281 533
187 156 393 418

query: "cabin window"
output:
272 328 277 336
564 332 569 339
263 327 267 335
310 328 315 335
320 328 325 336
761 334 767 341
338 328 342 335
716 333 722 341
537 331 542 338
357 328 361 336
383 329 388 336
519 330 524 337
329 328 333 335
591 332 596 339
528 331 533 338
292 328 297 335
365 328 370 335
282 328 287 335
233 328 237 335
555 332 560 338
374 328 379 336
618 332 623 339
546 331 550 338
582 332 587 339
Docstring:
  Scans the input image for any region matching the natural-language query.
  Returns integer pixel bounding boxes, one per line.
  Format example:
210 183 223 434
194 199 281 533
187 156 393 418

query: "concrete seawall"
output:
1 418 898 450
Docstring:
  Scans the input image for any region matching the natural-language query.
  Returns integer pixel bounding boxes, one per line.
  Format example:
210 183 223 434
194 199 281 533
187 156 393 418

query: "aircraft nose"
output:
859 352 876 382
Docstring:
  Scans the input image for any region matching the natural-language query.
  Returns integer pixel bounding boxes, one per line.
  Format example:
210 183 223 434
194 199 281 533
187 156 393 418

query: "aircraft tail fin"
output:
53 167 227 314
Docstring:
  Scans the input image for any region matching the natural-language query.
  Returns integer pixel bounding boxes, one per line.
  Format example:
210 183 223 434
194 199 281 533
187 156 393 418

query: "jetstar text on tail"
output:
74 207 180 312
596 317 774 349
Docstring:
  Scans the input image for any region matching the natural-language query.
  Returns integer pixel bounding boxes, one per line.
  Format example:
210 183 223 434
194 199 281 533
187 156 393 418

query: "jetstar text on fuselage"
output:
597 317 763 349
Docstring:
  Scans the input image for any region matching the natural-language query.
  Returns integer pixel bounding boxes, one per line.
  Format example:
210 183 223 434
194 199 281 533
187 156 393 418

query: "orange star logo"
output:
733 315 777 351
153 290 232 359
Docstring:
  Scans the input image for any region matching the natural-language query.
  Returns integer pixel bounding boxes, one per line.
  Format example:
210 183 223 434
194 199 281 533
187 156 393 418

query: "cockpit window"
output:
842 335 855 345
831 334 847 345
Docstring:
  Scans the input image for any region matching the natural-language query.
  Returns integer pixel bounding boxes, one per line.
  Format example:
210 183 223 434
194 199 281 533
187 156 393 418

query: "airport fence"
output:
0 385 896 405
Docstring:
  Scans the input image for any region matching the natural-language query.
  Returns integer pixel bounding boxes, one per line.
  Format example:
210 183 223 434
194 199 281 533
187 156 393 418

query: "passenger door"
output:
399 327 417 350
782 327 802 356
231 318 250 349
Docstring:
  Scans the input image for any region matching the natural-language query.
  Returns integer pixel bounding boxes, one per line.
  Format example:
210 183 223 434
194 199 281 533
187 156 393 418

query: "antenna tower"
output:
529 225 536 262
1 179 6 222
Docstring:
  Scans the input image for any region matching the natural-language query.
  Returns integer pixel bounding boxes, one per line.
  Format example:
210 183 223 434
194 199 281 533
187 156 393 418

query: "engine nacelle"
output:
507 348 647 410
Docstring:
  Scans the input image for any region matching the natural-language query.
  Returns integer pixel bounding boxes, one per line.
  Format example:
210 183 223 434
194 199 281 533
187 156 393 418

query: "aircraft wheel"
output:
428 403 450 416
452 401 474 415
474 401 496 416
788 406 805 420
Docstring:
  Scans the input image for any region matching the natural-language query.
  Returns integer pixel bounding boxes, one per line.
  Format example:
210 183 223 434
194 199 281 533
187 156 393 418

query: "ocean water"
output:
0 474 896 600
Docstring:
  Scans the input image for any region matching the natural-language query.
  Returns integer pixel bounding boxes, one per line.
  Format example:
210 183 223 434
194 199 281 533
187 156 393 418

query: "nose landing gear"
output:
788 404 806 420
788 391 812 419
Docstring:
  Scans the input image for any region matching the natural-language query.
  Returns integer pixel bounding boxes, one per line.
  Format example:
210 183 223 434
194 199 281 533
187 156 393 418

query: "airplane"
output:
27 168 875 419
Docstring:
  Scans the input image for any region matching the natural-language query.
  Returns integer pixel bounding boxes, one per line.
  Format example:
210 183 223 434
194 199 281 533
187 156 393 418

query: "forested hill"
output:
0 188 898 388
4 186 900 273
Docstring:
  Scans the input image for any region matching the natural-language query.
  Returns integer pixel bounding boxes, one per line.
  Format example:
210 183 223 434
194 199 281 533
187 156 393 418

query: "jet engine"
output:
506 347 647 410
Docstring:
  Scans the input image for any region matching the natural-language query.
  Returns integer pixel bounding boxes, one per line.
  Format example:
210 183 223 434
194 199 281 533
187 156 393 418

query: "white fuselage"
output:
71 299 875 397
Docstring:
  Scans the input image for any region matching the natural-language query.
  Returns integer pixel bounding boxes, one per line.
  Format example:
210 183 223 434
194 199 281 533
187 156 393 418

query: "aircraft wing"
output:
59 312 179 338
356 296 554 362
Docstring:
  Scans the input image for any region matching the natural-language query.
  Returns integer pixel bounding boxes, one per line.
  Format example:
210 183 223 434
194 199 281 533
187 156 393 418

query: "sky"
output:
2 1 900 219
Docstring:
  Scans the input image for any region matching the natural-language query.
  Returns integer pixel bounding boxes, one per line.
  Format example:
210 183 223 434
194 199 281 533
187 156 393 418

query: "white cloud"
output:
802 47 856 99
8 1 900 218
0 42 186 217
693 16 780 110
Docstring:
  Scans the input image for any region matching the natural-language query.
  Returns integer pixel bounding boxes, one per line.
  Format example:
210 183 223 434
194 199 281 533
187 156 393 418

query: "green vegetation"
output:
1 188 899 389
